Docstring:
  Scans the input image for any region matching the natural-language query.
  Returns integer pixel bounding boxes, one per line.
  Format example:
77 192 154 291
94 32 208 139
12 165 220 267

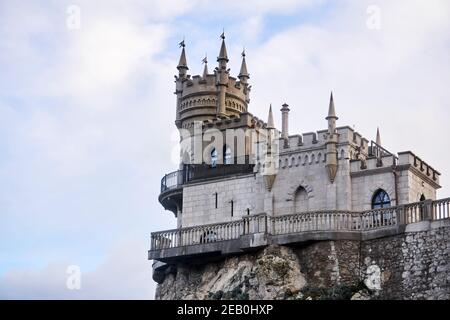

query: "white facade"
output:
179 126 441 228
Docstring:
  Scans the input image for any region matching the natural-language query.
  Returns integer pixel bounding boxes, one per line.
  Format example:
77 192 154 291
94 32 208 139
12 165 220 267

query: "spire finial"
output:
267 104 275 129
218 30 229 63
202 53 208 78
238 47 249 82
177 38 188 73
178 37 185 48
376 127 381 146
326 91 337 120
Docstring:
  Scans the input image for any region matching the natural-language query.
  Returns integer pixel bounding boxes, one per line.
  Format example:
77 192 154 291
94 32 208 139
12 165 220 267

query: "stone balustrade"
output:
150 197 450 257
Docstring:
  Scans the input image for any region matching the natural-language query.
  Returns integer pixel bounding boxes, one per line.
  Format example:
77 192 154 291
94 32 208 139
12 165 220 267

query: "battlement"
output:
274 126 369 155
398 151 441 185
349 149 441 186
350 154 397 173
181 73 248 100
201 111 257 129
177 73 250 126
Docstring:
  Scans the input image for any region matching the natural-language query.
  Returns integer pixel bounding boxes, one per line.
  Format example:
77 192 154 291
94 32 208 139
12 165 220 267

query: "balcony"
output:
158 170 186 215
159 157 255 215
149 198 450 263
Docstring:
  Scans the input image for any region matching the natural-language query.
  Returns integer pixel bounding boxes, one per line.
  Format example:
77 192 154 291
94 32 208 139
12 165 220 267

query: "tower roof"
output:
326 91 338 120
177 40 188 70
281 103 290 112
238 50 249 79
267 104 275 129
217 32 229 62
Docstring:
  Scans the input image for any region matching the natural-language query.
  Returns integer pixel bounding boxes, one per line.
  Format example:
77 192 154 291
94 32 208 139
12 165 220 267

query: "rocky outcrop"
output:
156 246 307 300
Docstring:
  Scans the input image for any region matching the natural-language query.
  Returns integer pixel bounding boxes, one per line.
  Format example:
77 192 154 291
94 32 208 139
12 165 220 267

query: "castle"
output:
150 35 450 300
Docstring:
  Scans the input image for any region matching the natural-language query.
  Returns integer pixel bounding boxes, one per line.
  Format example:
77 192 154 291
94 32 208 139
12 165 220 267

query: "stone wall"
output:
360 219 449 299
154 220 450 300
182 174 256 228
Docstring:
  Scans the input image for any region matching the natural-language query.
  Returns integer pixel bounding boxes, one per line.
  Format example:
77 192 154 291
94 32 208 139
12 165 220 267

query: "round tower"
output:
174 35 251 131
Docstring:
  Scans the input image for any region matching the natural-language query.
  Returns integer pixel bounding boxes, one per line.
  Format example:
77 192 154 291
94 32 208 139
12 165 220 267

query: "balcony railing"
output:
160 157 254 193
160 170 187 193
150 198 450 251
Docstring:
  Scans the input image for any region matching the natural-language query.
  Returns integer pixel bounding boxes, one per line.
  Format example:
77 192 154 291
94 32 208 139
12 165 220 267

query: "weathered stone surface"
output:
156 245 306 300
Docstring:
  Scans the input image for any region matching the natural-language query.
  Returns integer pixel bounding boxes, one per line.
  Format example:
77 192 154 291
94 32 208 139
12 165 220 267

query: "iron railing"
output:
160 156 254 193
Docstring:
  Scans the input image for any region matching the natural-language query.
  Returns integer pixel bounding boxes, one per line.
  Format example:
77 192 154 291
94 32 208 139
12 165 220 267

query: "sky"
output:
0 0 449 299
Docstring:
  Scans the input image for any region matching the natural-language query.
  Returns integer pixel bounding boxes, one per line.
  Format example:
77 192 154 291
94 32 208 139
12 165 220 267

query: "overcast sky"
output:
0 0 449 299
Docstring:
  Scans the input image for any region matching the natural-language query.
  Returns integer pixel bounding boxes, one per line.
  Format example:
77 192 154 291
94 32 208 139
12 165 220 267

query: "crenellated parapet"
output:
398 151 441 186
350 154 397 173
270 126 369 157
349 149 441 189
179 74 249 103
252 125 373 175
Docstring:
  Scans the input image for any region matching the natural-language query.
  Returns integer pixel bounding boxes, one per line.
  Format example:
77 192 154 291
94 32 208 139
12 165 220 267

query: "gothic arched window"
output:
211 148 218 168
294 186 309 213
224 145 232 165
372 189 391 209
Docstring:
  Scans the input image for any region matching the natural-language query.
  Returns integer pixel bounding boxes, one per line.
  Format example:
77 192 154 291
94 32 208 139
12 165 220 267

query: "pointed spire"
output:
326 91 338 120
267 104 275 129
376 127 381 146
217 31 229 63
202 54 208 78
238 49 249 82
177 39 188 73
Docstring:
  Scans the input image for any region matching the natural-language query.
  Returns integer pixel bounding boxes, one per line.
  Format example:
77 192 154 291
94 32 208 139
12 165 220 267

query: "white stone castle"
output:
150 35 447 269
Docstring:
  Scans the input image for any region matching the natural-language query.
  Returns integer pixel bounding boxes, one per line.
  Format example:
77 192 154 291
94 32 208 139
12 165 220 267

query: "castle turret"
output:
174 35 250 131
175 40 188 127
280 103 290 144
325 92 338 183
216 32 229 117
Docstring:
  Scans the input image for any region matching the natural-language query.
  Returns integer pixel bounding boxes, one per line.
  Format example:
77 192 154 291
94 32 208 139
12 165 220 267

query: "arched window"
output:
211 148 218 168
372 189 391 209
294 186 309 213
224 145 232 165
420 194 426 201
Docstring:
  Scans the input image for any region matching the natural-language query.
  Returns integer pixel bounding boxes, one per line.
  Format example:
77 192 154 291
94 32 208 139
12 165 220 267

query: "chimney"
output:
280 103 290 141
